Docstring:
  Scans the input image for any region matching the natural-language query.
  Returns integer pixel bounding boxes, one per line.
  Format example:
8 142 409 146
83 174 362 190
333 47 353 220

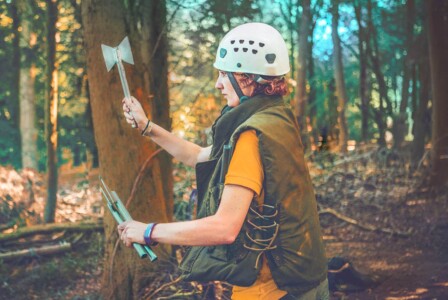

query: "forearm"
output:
118 185 253 248
151 216 235 246
123 97 208 167
143 122 203 167
151 185 253 246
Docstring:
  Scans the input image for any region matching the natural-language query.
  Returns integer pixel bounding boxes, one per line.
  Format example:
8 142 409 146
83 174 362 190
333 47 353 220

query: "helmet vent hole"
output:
239 40 244 44
249 40 254 45
252 49 258 54
259 42 265 47
231 40 235 44
265 53 276 64
237 63 242 68
234 48 239 52
243 48 248 52
220 48 227 58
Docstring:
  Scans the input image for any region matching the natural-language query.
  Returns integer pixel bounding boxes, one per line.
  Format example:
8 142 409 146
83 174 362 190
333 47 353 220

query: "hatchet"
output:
101 36 138 128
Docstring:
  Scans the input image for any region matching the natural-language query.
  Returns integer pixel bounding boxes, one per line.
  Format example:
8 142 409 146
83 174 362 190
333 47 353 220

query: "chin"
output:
227 99 240 107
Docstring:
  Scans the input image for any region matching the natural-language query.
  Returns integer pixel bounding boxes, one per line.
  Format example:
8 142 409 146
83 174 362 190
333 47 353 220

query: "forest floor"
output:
0 146 447 300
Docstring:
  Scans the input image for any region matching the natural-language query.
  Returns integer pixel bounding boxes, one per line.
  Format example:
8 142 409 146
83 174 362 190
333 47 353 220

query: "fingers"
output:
118 221 135 248
122 96 137 107
122 102 130 113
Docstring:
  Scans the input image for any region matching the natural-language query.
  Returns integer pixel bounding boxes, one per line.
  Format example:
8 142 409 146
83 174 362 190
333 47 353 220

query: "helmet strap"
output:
227 72 247 102
254 75 269 84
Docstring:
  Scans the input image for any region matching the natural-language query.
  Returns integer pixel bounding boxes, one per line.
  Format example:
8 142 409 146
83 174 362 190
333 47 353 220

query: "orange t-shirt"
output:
224 130 287 299
225 130 263 197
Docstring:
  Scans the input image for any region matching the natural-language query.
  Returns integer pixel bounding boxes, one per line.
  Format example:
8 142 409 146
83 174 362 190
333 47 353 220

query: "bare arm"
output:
144 122 211 167
122 97 211 166
118 184 254 246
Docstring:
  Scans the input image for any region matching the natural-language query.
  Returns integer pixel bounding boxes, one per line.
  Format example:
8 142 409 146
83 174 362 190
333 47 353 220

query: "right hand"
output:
122 96 148 131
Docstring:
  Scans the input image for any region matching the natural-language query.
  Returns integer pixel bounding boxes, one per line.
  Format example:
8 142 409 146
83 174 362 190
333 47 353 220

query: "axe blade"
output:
117 36 134 65
101 44 117 72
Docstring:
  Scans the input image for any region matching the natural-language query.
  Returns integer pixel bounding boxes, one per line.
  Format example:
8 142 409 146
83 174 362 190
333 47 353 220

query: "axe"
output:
101 37 138 128
99 176 158 262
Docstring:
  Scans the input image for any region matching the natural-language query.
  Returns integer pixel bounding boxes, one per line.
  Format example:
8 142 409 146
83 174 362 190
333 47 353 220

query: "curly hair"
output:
233 73 288 97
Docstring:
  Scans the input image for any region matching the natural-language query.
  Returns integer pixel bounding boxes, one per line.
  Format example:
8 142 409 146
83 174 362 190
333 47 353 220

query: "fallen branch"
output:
319 207 411 237
0 242 71 261
332 151 375 167
144 276 183 299
0 221 103 243
0 220 16 233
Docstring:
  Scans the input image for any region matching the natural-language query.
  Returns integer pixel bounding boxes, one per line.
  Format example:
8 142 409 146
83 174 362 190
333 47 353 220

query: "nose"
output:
215 77 223 90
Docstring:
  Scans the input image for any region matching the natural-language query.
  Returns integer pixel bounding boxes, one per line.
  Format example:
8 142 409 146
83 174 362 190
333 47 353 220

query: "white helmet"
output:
213 23 290 76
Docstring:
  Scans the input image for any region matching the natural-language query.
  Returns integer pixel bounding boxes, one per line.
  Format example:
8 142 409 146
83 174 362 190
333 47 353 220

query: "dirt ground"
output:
1 149 448 299
323 221 448 299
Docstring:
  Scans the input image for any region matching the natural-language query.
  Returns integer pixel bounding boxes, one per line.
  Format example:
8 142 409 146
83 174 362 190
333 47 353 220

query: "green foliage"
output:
0 0 96 170
0 0 432 168
0 0 20 168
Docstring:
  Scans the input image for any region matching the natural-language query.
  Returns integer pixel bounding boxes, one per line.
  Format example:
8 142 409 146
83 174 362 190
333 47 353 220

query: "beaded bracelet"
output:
144 223 158 246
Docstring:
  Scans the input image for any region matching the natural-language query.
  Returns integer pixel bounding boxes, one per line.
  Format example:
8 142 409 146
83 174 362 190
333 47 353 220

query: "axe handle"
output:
116 51 137 128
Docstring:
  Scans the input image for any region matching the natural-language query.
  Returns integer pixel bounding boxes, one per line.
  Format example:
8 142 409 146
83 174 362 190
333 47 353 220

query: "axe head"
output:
101 36 134 72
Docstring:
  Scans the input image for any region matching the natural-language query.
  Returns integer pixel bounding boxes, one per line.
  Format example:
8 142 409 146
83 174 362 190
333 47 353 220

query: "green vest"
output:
179 95 327 296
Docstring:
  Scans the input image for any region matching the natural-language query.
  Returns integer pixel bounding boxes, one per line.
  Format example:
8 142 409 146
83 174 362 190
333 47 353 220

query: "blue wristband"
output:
144 223 158 246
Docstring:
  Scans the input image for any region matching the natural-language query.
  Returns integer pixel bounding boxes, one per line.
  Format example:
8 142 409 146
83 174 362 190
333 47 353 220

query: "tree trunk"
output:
308 21 318 149
136 0 173 213
17 0 38 170
331 0 349 153
354 2 370 143
411 56 430 165
295 0 311 150
81 0 172 299
426 0 448 185
10 2 21 168
367 0 387 146
43 0 58 224
394 0 415 148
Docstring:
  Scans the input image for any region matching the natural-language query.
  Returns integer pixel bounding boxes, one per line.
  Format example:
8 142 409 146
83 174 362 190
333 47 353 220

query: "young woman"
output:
118 23 328 300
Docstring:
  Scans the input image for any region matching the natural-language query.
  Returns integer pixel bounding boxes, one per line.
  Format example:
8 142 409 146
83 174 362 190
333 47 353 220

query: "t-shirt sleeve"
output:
224 130 264 196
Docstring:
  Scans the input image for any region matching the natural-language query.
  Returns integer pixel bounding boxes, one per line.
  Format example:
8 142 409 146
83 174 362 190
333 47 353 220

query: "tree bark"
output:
295 0 311 150
17 0 38 170
81 0 172 299
43 0 59 223
331 0 349 153
426 0 448 185
135 0 173 213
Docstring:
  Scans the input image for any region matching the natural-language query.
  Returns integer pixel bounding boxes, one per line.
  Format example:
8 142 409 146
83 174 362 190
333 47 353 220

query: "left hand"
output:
117 220 147 248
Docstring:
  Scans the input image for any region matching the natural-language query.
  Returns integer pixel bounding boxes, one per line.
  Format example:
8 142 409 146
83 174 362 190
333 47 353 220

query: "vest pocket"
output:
179 244 260 286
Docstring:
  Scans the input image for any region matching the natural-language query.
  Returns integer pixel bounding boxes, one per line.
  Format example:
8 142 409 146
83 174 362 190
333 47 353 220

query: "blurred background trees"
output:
1 0 444 176
1 0 448 298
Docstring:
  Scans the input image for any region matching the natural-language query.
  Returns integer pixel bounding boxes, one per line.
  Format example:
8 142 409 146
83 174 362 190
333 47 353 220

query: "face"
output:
215 71 240 107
